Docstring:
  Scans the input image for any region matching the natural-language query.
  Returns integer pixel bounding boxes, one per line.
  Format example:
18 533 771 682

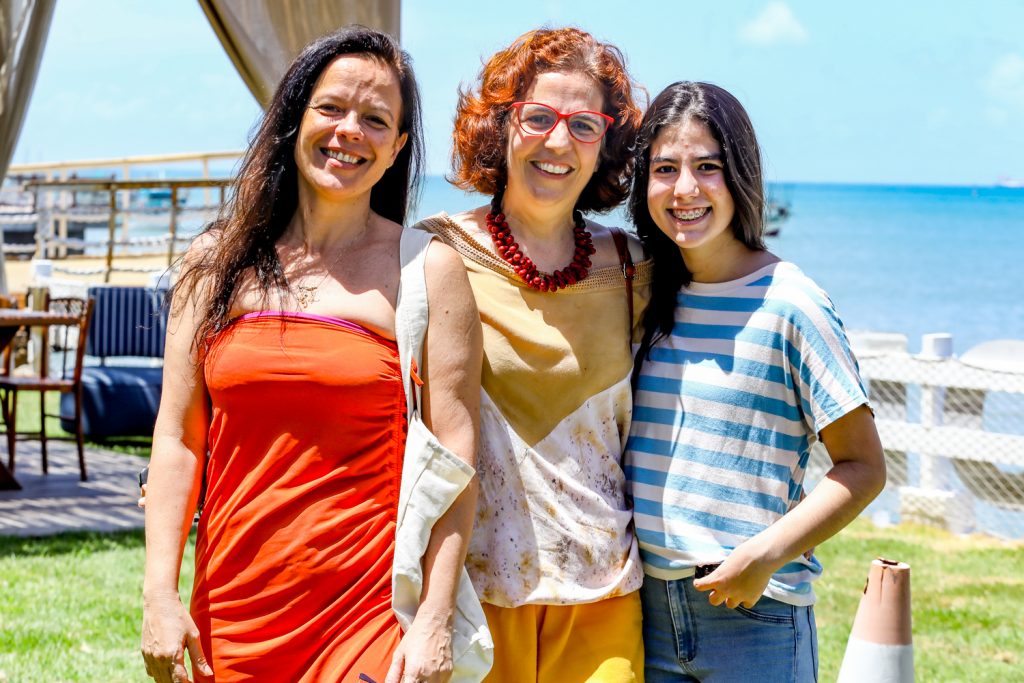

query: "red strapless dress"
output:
191 312 405 682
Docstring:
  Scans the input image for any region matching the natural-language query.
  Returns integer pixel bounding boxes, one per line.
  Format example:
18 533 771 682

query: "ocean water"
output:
92 174 1023 350
413 177 1024 353
66 173 1023 535
412 178 1024 537
85 171 1021 349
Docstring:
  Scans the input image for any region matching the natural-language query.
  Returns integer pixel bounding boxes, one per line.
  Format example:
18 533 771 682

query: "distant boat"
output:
765 199 791 237
996 177 1024 189
142 187 188 208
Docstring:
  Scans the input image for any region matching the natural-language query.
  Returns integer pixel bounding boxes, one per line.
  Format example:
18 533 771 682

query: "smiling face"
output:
504 70 605 212
647 117 736 256
293 55 408 204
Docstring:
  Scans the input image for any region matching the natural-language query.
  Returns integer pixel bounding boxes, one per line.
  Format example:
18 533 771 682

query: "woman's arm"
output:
141 242 216 682
386 241 482 683
694 405 886 608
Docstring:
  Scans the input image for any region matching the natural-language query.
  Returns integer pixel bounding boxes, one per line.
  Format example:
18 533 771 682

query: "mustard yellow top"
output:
416 214 651 606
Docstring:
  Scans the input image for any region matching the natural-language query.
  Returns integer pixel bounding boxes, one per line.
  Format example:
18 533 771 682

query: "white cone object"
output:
837 558 914 683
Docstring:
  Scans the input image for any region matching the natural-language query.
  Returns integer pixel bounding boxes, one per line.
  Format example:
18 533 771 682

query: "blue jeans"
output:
640 574 818 682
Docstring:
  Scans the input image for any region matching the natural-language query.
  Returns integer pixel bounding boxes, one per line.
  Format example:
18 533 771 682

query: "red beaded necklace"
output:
485 195 595 292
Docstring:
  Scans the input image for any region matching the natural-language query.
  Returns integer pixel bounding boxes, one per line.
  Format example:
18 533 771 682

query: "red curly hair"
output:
450 27 644 213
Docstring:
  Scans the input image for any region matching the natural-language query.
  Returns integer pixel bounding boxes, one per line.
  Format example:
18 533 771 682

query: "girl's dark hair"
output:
629 81 766 350
177 25 423 348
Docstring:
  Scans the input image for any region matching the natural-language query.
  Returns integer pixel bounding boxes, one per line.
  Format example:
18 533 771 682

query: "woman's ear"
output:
388 132 409 167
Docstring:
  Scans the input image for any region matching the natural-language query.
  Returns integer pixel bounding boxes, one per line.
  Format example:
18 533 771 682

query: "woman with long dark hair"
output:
141 26 484 682
626 81 886 681
416 27 649 682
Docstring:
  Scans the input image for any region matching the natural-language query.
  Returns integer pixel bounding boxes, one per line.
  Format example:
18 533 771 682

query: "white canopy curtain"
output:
197 0 401 108
0 0 56 294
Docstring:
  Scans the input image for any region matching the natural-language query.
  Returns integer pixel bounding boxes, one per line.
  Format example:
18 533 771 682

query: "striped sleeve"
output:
782 281 869 435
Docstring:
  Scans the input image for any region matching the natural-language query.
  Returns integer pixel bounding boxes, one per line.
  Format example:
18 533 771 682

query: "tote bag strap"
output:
395 228 435 419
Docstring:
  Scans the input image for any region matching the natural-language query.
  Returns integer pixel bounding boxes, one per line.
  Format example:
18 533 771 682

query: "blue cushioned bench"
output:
60 286 168 438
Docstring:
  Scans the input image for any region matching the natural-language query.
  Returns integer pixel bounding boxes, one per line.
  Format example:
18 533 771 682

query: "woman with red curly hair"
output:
415 27 650 682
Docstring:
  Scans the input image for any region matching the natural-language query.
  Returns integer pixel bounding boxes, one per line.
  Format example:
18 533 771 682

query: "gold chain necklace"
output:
294 284 321 309
290 245 346 310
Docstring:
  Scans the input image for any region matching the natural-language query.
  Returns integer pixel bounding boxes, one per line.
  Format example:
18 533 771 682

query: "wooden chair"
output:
0 296 95 481
0 294 21 377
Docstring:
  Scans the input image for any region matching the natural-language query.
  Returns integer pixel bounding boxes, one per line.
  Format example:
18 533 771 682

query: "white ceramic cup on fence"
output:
30 258 54 282
918 332 953 360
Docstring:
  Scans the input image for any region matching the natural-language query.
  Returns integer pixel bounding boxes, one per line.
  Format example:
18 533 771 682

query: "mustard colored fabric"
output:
416 214 651 607
481 593 644 682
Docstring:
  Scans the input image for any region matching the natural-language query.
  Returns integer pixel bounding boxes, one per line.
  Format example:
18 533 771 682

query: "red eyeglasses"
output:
510 102 614 143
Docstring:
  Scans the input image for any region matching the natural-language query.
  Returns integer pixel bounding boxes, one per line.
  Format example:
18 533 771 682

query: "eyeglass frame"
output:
509 101 615 143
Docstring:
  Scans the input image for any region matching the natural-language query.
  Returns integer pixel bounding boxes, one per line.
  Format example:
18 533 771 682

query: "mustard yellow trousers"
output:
482 591 644 683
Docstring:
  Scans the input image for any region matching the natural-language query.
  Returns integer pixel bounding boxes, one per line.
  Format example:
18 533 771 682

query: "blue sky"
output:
12 0 1024 185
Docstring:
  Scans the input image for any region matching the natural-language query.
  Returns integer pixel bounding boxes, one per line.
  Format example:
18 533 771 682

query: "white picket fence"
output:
806 332 1024 539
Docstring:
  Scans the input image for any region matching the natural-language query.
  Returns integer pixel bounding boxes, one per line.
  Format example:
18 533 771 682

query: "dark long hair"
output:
177 25 423 348
629 81 766 350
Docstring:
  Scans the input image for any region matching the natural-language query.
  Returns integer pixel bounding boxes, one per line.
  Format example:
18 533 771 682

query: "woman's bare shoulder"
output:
181 229 222 268
584 218 647 265
448 206 488 232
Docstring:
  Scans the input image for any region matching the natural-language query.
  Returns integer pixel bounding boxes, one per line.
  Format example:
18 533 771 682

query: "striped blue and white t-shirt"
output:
625 261 868 607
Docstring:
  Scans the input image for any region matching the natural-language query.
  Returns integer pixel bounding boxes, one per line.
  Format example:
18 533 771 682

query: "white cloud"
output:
984 53 1024 111
739 2 808 46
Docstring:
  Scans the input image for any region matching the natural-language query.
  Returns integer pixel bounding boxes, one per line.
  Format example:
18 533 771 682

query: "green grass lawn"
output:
0 530 191 683
0 518 1021 681
813 520 1023 681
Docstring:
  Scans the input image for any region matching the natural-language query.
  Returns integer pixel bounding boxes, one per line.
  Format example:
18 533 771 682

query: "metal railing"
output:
3 151 243 283
805 333 1024 539
7 149 242 180
20 178 233 282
